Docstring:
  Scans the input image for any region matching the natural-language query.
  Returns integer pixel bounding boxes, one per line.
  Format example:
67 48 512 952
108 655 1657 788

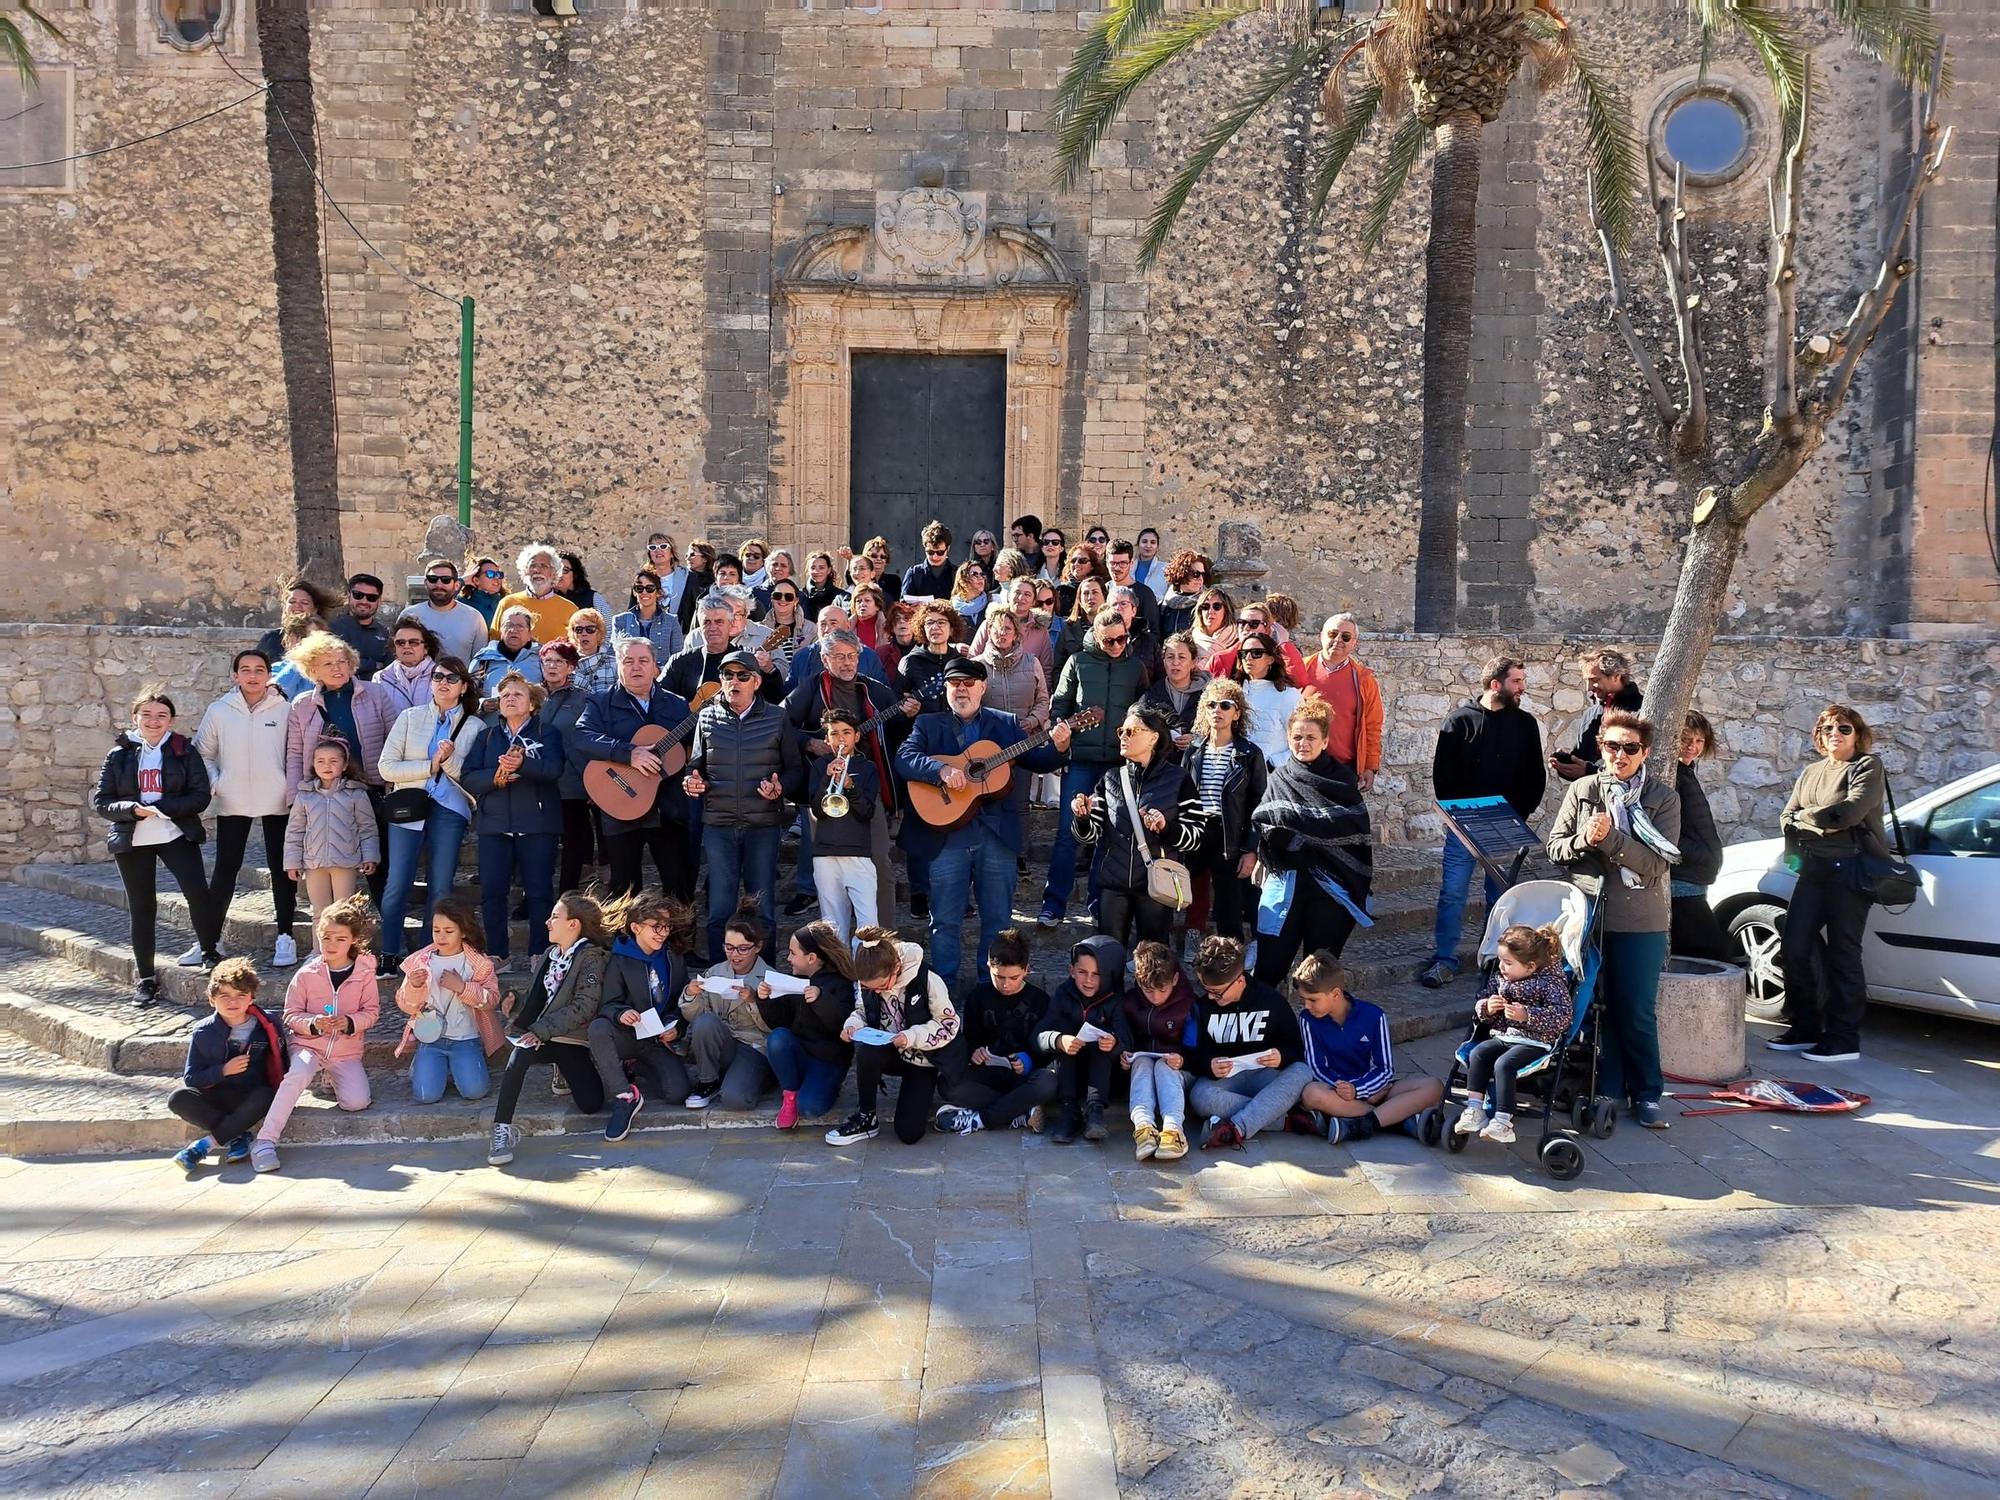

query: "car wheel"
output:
1727 902 1789 1022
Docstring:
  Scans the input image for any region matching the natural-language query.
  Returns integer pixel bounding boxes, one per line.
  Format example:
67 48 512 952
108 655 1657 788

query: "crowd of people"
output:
94 517 1896 1173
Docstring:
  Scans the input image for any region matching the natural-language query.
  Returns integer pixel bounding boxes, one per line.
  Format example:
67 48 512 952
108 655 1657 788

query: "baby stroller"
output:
1430 879 1609 1180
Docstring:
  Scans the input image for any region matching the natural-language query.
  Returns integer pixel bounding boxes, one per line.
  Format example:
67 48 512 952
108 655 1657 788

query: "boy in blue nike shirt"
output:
1290 951 1443 1144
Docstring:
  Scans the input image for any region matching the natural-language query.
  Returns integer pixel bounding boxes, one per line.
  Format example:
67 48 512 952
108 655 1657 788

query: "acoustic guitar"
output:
905 709 1104 830
582 714 700 819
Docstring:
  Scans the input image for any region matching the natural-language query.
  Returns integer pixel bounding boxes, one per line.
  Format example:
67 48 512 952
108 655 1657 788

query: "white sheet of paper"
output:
1222 1051 1272 1074
762 972 810 996
633 1009 668 1040
696 975 746 996
851 1026 897 1047
1128 1051 1173 1062
131 811 181 847
1077 1021 1115 1044
508 1033 539 1050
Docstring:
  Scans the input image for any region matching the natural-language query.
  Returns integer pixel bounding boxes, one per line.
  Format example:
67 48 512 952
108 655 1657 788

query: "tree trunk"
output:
1641 513 1746 784
255 0 343 582
1414 115 1483 633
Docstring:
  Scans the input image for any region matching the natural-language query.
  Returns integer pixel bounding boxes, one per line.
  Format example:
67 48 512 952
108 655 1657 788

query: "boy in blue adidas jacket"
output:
1291 950 1443 1145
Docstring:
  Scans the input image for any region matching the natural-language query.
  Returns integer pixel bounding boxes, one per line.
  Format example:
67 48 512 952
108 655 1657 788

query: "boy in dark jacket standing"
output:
1187 935 1311 1150
936 928 1060 1135
168 960 288 1173
806 708 882 941
1422 655 1546 989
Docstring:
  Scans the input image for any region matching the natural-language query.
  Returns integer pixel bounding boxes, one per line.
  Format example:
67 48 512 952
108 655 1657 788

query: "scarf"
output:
1600 768 1681 889
1191 619 1239 669
1250 752 1373 908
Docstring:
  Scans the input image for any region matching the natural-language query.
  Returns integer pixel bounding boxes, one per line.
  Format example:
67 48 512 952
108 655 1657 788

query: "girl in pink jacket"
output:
392 896 506 1104
253 894 380 1173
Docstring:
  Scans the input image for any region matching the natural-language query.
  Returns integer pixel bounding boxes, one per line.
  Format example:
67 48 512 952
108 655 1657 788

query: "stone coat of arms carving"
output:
875 186 986 278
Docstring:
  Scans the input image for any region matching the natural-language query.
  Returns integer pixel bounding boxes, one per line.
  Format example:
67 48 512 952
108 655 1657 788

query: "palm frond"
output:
1138 37 1331 269
1362 19 1416 123
1548 20 1642 250
1359 107 1427 252
1307 77 1386 228
1719 1 1810 127
1050 0 1174 148
1830 0 1947 90
2 4 63 86
1054 4 1260 193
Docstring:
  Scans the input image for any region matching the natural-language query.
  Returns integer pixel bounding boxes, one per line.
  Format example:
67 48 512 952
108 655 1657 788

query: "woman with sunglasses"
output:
1769 706 1889 1063
674 542 717 635
1210 604 1305 682
1300 613 1384 792
1156 550 1211 639
565 609 619 696
1229 630 1304 770
1188 587 1238 672
376 655 484 965
1073 704 1208 951
613 568 687 659
1037 528 1067 581
1546 708 1682 1128
950 561 989 631
739 537 772 590
968 529 1001 580
1055 544 1106 618
760 577 818 680
1054 576 1107 684
1184 678 1266 941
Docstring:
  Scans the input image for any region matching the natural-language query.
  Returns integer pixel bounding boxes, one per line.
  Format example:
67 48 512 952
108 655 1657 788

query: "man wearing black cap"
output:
683 649 806 960
897 657 1073 992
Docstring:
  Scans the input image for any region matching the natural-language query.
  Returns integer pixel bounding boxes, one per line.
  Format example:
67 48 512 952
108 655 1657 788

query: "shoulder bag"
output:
1851 765 1919 909
1120 766 1194 912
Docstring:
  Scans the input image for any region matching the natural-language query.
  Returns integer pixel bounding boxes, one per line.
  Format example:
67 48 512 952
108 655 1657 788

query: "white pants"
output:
814 855 877 942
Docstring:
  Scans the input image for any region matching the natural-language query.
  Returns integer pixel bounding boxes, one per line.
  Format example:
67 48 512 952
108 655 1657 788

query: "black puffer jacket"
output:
759 970 855 1066
95 731 213 853
690 698 806 828
1075 756 1209 894
1674 761 1723 887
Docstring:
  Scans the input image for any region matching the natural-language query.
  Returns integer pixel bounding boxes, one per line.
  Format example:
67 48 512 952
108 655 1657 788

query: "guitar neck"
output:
986 724 1057 770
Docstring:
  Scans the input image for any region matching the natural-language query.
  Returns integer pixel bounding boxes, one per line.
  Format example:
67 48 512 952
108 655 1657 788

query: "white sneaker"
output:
1479 1114 1516 1145
175 942 206 968
1454 1106 1488 1136
272 934 299 968
250 1139 280 1173
488 1123 519 1166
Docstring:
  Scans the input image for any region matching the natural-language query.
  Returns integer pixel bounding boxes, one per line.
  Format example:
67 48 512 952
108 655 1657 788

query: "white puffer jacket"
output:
379 703 485 791
193 688 294 818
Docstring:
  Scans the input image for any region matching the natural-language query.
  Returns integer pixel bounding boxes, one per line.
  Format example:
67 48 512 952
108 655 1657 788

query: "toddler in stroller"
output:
1454 923 1572 1144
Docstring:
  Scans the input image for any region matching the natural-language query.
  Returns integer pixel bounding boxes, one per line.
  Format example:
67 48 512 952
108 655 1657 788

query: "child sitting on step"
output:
1293 952 1444 1145
253 894 380 1173
392 896 504 1105
168 959 289 1174
1454 924 1573 1145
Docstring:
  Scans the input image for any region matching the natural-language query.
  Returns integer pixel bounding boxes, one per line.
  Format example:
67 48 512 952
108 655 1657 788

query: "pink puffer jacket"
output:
281 952 381 1061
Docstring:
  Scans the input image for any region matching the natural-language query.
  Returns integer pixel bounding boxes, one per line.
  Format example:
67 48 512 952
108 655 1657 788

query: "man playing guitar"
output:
896 657 1073 994
571 638 694 900
781 630 917 923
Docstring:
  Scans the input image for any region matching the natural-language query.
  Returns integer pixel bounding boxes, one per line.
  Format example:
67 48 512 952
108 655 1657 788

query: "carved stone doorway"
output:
774 179 1079 558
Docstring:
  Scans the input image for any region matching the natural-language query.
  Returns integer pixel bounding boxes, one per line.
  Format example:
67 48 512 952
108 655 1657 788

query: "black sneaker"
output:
825 1110 879 1146
1765 1029 1820 1052
685 1081 718 1110
785 892 816 918
910 892 930 921
1050 1104 1082 1145
1082 1092 1107 1143
1803 1044 1861 1063
934 1104 983 1135
605 1086 643 1142
223 1134 253 1164
134 975 161 1009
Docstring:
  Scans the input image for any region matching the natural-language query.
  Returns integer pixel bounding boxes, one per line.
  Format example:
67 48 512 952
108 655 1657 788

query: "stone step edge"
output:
0 914 210 1009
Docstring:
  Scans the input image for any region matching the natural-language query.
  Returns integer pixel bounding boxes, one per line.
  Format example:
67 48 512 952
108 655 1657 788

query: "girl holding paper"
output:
758 921 856 1130
588 888 700 1137
680 910 775 1110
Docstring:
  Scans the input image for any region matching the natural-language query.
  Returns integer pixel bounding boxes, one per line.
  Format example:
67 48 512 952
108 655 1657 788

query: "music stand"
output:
1438 797 1542 891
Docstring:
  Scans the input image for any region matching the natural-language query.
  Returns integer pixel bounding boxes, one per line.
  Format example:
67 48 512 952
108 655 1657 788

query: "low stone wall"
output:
0 625 1993 875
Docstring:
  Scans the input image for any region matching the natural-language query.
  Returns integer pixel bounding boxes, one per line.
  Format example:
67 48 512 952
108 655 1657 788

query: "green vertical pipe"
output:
458 294 475 529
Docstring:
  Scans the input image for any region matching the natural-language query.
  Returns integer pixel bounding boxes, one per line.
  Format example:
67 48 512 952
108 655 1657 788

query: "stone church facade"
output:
4 0 1996 637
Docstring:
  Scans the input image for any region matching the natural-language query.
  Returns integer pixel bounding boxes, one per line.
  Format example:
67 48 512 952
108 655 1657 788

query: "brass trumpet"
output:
821 751 851 818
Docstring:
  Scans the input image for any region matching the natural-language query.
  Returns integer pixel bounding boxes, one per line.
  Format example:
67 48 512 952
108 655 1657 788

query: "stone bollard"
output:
1656 956 1748 1083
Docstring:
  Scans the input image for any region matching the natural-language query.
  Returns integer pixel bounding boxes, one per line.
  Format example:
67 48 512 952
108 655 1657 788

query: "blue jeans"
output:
765 1027 848 1117
380 809 469 959
1042 760 1109 911
410 1038 490 1103
1432 835 1502 967
702 823 781 961
478 830 557 962
930 837 1020 992
1596 928 1668 1108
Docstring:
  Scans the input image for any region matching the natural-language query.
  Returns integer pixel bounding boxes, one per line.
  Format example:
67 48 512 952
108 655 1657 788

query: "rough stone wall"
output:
0 625 1990 876
0 5 295 625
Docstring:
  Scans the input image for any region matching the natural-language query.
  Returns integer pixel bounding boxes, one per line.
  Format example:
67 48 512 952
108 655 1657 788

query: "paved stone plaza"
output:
1 1009 1996 1500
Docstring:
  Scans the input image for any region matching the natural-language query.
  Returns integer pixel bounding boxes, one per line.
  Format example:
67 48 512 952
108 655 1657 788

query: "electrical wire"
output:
0 84 271 170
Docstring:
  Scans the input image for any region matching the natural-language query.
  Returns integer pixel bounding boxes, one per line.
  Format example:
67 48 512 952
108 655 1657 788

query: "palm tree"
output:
2 4 60 84
1056 0 1946 635
1056 0 1640 632
254 0 344 580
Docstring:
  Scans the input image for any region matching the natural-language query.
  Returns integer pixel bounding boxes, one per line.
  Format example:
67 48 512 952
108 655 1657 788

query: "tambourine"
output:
412 1010 446 1045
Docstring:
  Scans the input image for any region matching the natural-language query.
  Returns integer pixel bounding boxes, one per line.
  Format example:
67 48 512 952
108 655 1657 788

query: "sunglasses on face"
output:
1201 603 1227 615
1600 739 1645 757
633 584 660 594
574 626 601 636
721 670 757 683
1116 724 1153 738
1824 723 1857 737
648 542 672 552
1100 634 1128 648
425 574 455 585
434 672 464 685
1328 631 1355 642
350 589 380 602
394 637 426 650
1242 648 1269 660
772 590 798 602
1213 702 1238 714
926 547 949 557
